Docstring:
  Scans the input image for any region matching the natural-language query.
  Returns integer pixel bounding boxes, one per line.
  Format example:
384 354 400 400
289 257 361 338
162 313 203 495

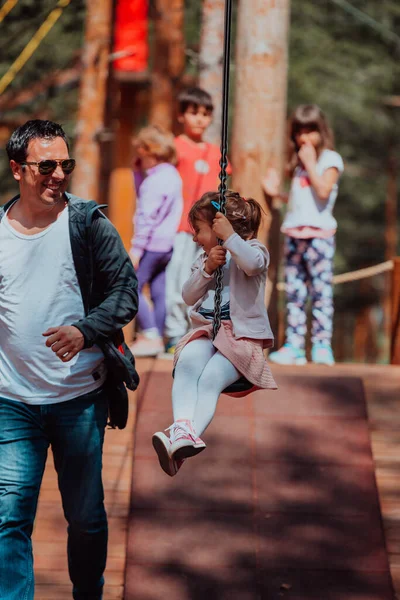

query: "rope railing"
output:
0 0 71 96
276 259 394 291
0 0 19 24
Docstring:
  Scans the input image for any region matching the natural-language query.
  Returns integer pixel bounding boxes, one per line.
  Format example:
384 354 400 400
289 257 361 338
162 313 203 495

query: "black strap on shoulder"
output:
84 202 108 315
0 194 20 221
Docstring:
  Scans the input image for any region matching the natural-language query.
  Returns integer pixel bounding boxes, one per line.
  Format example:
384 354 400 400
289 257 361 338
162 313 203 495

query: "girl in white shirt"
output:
152 191 277 477
262 104 344 366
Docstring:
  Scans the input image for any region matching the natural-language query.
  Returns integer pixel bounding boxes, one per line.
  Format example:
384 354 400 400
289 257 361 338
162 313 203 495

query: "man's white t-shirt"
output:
0 204 106 405
282 149 344 232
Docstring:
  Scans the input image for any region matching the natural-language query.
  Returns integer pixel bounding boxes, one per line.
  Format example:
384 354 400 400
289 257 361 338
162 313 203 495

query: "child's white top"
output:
282 149 344 232
199 256 230 310
182 234 274 343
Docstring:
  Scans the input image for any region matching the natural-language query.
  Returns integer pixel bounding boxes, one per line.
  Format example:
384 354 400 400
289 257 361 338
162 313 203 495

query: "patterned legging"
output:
284 235 335 349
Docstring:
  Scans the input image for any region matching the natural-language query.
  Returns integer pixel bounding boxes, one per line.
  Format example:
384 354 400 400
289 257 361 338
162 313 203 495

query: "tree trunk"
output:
71 0 113 200
107 83 138 251
198 0 225 145
149 0 185 130
231 0 290 334
231 0 290 235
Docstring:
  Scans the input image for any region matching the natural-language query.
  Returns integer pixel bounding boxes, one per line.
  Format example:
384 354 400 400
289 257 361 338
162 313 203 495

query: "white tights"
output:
172 338 240 436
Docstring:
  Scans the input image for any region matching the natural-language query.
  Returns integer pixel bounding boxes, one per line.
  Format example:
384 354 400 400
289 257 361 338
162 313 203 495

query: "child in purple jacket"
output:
130 125 183 356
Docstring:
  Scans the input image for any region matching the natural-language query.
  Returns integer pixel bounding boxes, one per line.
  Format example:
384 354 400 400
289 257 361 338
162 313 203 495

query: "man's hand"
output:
298 142 317 170
204 245 227 274
43 326 85 362
212 212 235 242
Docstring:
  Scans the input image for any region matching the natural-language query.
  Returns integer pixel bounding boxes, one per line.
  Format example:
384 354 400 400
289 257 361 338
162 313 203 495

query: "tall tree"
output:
231 0 290 236
149 0 185 129
71 0 113 200
231 0 290 329
198 0 225 144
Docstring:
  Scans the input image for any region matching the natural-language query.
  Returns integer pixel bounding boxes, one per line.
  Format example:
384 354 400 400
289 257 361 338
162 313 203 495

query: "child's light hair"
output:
286 104 334 175
132 124 177 165
188 191 262 240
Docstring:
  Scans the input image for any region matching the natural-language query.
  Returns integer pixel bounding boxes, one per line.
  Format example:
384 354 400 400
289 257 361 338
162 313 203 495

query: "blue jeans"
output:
0 386 109 600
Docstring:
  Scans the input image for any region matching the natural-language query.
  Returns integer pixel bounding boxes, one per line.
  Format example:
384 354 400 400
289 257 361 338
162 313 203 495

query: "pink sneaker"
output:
168 420 206 461
130 335 164 357
152 431 184 477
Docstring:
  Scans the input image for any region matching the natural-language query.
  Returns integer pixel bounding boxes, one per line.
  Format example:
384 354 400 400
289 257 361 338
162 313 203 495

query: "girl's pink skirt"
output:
173 321 277 398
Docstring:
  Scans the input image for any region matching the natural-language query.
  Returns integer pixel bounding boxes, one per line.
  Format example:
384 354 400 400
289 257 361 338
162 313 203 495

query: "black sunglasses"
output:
20 159 76 175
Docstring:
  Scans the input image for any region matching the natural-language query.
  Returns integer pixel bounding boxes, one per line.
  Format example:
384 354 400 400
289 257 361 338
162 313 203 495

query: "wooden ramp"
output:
31 361 400 599
125 362 396 600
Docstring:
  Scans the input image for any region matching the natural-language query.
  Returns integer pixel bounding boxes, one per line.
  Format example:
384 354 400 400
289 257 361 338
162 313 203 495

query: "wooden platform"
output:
33 360 400 599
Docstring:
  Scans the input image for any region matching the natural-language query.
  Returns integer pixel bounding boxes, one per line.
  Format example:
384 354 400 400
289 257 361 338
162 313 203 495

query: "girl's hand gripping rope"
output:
204 245 227 275
212 211 235 242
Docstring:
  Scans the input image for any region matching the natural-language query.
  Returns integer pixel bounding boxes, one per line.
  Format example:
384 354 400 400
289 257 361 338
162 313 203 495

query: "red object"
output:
174 136 232 234
113 0 148 73
118 344 125 355
299 175 311 188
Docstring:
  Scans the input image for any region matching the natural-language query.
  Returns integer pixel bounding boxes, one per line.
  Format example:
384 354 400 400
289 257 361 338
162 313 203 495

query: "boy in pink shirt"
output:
165 87 231 352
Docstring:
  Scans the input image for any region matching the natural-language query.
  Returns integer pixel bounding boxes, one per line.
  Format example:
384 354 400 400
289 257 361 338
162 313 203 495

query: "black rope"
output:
212 0 233 341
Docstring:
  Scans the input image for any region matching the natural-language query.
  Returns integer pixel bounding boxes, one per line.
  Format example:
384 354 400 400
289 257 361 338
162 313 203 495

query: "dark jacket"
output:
0 192 139 396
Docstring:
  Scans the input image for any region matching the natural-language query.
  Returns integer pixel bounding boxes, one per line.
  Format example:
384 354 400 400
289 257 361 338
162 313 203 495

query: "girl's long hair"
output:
286 104 335 177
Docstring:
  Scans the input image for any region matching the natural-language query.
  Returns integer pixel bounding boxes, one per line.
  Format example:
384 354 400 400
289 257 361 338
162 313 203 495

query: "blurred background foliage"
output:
0 0 86 196
0 0 398 360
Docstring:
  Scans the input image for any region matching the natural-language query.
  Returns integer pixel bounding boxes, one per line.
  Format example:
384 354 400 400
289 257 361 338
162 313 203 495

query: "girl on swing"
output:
152 191 277 476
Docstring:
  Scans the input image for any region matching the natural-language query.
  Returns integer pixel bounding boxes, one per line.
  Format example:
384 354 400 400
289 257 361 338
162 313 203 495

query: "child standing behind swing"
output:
129 125 183 356
164 87 232 354
263 104 344 366
152 191 277 477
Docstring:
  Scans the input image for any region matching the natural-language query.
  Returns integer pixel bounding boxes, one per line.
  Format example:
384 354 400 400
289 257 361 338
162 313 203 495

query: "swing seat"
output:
222 376 254 395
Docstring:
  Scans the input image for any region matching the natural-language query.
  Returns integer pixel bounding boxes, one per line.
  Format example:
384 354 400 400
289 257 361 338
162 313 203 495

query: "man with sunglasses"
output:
0 120 138 600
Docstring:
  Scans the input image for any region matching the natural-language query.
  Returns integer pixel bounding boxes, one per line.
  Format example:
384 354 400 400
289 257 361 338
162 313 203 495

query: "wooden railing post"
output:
390 257 400 364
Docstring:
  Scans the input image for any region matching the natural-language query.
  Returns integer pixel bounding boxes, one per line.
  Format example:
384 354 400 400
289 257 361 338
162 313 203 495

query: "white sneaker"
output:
269 344 307 365
168 419 206 461
152 431 184 477
130 335 164 357
312 343 335 366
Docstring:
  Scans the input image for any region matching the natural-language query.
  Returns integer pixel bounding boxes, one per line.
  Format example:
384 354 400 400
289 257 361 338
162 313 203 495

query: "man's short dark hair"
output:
6 120 70 163
177 87 214 115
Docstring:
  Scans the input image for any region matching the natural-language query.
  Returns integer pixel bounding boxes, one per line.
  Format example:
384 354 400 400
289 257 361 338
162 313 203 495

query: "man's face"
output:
10 137 71 207
179 104 213 141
